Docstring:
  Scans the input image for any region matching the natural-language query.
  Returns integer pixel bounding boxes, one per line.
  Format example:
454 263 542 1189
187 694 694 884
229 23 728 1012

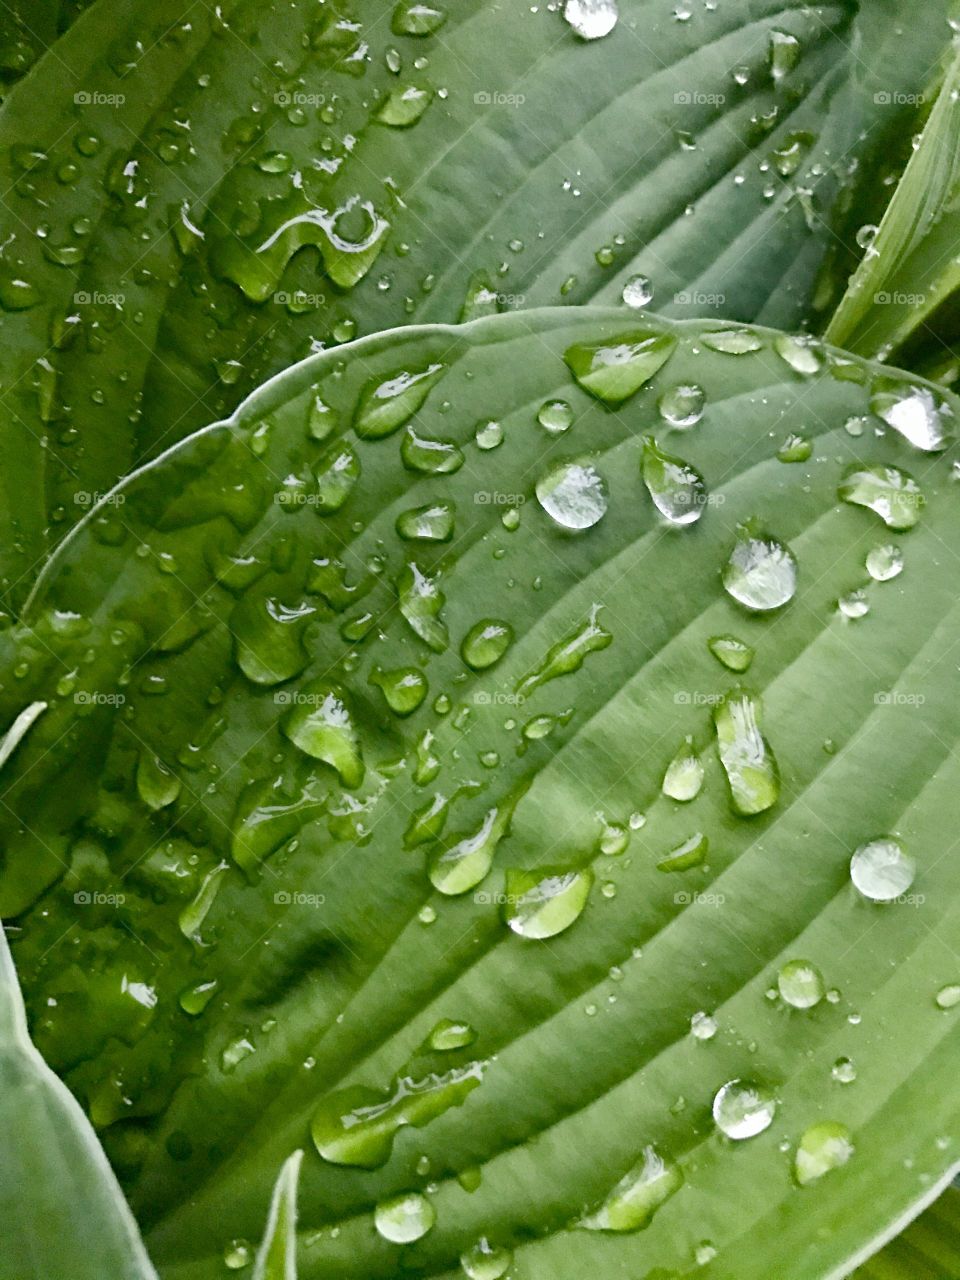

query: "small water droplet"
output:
642 436 708 525
701 329 764 355
502 865 593 938
777 433 812 463
691 1011 717 1040
662 736 704 801
832 1056 857 1084
374 1191 436 1243
936 984 960 1010
777 959 826 1009
622 274 653 308
722 522 798 611
536 459 609 530
794 1121 853 1186
850 836 915 901
708 634 754 672
564 330 676 403
658 383 705 428
462 619 513 670
461 1238 512 1280
837 588 869 619
839 464 923 531
537 399 574 433
713 1079 776 1139
714 689 779 815
865 544 903 582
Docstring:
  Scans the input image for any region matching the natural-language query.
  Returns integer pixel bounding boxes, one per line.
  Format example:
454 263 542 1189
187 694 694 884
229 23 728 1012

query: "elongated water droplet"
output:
850 836 915 902
777 959 825 1009
429 801 516 895
231 775 325 877
701 329 763 355
870 379 952 452
401 425 464 473
312 1061 485 1167
642 436 707 525
282 681 364 787
564 330 676 403
714 689 779 816
136 752 181 810
392 1 447 34
794 1122 853 1186
179 862 229 943
838 465 923 531
396 501 455 542
355 362 445 438
536 458 608 530
936 984 960 1011
722 522 797 611
708 635 754 672
657 831 708 871
658 383 705 427
865 544 903 581
427 1018 477 1051
774 334 822 375
315 441 360 513
461 1239 512 1280
563 0 618 40
374 1192 436 1243
579 1145 683 1232
517 604 612 697
662 736 703 801
179 978 218 1016
769 29 800 80
502 865 592 938
376 84 432 127
233 596 315 685
462 619 513 670
398 562 448 651
713 1079 776 1139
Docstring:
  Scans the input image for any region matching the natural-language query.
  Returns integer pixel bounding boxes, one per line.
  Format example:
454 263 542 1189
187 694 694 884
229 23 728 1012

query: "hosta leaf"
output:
0 0 951 604
853 1183 960 1278
0 922 158 1279
825 39 960 361
4 308 960 1279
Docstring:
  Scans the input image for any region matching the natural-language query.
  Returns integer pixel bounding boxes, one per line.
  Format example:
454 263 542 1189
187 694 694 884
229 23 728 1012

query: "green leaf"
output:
853 1184 960 1278
3 307 960 1278
0 0 950 604
825 40 960 359
0 922 158 1279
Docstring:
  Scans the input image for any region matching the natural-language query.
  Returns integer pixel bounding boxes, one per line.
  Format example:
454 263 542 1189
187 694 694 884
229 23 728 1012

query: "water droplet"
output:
870 379 952 452
639 438 708 531
370 666 429 716
865 544 903 582
516 604 611 697
224 1239 252 1270
376 83 432 127
769 29 800 80
313 1060 485 1167
462 619 513 670
233 596 315 685
777 433 812 463
832 1057 857 1084
398 562 448 652
564 330 676 403
396 501 455 542
662 736 703 802
850 836 915 901
722 522 797 611
774 334 822 375
502 865 593 938
136 752 181 810
657 831 708 872
428 1018 477 1051
856 223 878 249
622 274 653 308
837 588 869 619
282 682 365 787
794 1121 853 1186
714 689 779 816
461 1238 512 1280
701 329 764 355
374 1192 436 1243
537 399 574 434
429 799 518 895
936 984 960 1010
563 0 618 39
475 419 504 450
708 635 754 672
579 1145 683 1231
713 1079 776 1139
180 978 219 1016
658 383 705 428
839 464 922 531
690 1011 717 1041
355 362 445 438
315 441 360 513
231 776 325 877
777 959 826 1009
536 459 608 530
392 1 447 36
401 426 465 473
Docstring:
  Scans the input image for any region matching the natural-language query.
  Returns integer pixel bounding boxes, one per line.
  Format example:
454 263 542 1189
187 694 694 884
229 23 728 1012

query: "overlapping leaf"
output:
2 308 960 1277
0 0 950 605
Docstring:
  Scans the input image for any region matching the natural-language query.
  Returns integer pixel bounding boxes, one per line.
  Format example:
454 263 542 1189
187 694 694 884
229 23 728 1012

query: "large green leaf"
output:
0 915 158 1279
0 0 950 605
825 39 960 361
853 1184 960 1278
3 307 960 1278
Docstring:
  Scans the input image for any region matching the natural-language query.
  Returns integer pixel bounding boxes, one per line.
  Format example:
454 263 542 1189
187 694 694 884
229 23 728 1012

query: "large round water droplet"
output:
374 1192 436 1243
622 273 653 308
777 959 825 1009
865 544 903 582
563 0 618 40
850 836 915 902
461 619 513 670
722 524 797 611
536 459 608 530
658 383 705 428
461 1238 513 1280
713 1079 776 1139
